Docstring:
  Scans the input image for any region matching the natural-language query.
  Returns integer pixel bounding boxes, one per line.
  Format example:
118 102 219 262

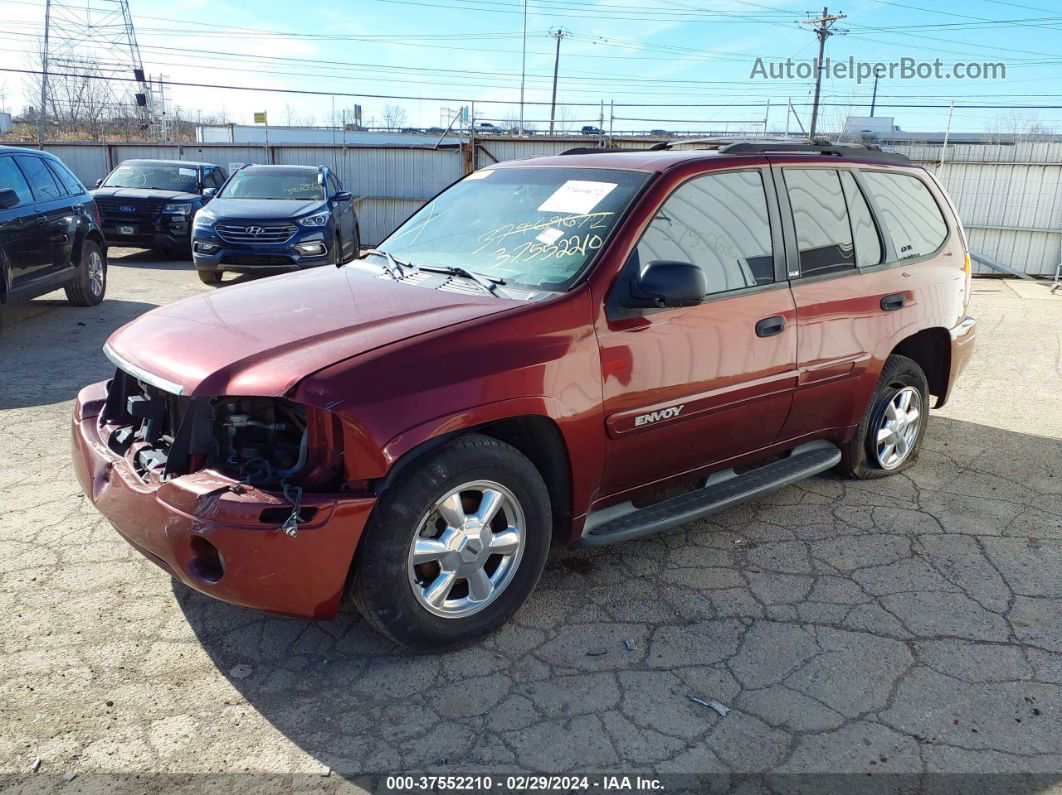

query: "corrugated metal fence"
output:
28 138 1062 274
894 141 1062 276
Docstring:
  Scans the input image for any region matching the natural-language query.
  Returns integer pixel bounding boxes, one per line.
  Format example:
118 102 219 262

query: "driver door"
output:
596 167 798 498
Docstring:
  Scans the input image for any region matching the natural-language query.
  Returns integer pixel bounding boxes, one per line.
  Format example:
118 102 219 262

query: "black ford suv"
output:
92 159 227 257
0 146 107 325
191 164 359 285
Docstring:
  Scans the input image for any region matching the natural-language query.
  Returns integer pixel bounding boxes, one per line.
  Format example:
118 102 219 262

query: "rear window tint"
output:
861 171 948 259
48 160 84 196
0 156 34 206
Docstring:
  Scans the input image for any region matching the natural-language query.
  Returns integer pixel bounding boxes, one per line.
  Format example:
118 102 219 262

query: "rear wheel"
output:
837 354 930 479
197 269 222 286
64 240 106 306
352 434 551 650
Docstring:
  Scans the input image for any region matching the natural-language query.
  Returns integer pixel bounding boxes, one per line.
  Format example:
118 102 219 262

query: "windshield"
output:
378 167 650 290
103 163 198 192
220 170 325 200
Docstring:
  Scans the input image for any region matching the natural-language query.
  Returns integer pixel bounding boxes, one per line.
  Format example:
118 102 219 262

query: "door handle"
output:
880 293 906 311
755 315 786 337
36 214 48 224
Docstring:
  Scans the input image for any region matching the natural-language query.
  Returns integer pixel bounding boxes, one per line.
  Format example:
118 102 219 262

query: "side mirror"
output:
95 178 104 188
332 191 352 203
0 188 20 209
623 260 706 309
202 187 217 201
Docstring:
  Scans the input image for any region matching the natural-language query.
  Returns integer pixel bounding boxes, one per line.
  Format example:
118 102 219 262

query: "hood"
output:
204 198 325 220
105 265 517 398
92 187 199 202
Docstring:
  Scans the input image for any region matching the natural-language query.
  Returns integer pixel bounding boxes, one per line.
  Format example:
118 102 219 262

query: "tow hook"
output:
280 481 303 538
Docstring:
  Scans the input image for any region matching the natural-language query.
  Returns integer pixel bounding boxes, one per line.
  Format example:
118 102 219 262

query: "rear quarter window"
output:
861 171 948 260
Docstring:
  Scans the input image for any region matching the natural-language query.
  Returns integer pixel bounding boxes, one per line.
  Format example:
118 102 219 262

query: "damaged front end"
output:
71 353 375 619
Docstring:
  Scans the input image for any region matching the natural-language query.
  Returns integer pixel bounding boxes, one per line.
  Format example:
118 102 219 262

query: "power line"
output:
802 6 847 138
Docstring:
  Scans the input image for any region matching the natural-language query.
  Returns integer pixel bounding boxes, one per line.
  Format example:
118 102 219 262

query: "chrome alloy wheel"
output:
407 480 525 619
87 250 105 296
876 386 922 470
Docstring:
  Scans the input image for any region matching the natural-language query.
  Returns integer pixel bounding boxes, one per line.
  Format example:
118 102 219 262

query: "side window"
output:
784 168 855 277
211 168 226 188
16 155 65 201
328 173 342 194
861 171 948 259
633 169 774 296
840 171 882 268
48 160 84 196
0 156 35 207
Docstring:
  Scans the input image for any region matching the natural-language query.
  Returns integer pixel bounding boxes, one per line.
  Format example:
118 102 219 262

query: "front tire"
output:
837 354 929 479
352 434 551 650
64 240 106 306
197 269 222 286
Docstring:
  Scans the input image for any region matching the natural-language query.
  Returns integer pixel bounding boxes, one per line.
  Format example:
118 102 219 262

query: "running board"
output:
578 442 841 547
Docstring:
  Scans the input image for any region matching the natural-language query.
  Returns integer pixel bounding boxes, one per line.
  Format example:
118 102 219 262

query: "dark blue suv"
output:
191 164 359 285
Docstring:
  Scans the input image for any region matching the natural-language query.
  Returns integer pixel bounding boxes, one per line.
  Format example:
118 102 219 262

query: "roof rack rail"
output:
716 140 910 164
559 146 629 156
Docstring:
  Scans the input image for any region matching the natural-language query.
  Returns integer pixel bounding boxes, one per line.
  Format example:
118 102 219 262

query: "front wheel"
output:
64 240 106 306
837 354 930 479
197 269 222 286
351 434 551 650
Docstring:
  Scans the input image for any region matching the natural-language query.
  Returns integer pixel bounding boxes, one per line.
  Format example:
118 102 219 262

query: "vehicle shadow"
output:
107 247 194 271
176 415 1062 778
0 296 156 409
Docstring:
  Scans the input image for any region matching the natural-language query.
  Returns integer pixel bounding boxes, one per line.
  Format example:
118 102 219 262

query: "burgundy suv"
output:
72 141 976 649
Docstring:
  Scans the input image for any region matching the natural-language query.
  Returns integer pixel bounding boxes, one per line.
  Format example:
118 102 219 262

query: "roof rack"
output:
655 137 910 164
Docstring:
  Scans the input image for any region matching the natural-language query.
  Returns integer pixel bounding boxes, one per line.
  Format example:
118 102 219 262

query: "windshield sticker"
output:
178 167 197 177
537 180 618 215
464 169 494 181
536 227 564 245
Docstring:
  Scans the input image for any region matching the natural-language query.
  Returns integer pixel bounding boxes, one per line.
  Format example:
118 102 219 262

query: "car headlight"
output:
163 202 193 215
299 211 330 227
193 209 216 228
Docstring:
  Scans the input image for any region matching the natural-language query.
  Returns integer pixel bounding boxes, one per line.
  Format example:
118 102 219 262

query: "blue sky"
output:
3 0 1062 134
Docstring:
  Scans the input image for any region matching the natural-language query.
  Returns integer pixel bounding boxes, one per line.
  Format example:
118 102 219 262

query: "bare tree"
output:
382 104 407 130
984 110 1054 144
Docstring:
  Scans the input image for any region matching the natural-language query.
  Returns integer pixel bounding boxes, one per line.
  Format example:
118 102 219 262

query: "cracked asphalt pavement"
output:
1 252 1060 788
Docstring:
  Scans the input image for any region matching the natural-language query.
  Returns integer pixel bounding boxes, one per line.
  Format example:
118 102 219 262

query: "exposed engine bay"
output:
99 367 339 492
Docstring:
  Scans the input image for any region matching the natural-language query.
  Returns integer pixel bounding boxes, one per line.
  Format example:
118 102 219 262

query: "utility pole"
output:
38 0 52 147
548 28 568 135
802 6 846 139
870 65 883 117
518 0 527 134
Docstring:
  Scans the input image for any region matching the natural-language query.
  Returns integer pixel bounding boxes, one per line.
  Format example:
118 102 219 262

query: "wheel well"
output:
82 230 107 262
892 328 950 397
477 415 574 536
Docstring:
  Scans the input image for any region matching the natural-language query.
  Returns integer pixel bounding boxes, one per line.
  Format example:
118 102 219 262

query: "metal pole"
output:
939 99 955 171
870 69 881 117
763 98 770 135
548 29 564 135
38 0 52 148
809 8 828 139
518 0 527 134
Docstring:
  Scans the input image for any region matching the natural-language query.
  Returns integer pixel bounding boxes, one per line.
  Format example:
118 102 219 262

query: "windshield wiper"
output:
418 264 505 295
361 248 412 279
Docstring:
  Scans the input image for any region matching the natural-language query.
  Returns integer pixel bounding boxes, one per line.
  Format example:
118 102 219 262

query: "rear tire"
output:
197 269 222 286
352 434 551 650
837 354 930 479
64 240 106 306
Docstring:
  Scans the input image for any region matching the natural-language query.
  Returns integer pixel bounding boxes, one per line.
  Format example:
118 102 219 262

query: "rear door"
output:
0 154 44 287
596 166 798 498
15 154 76 276
773 164 902 440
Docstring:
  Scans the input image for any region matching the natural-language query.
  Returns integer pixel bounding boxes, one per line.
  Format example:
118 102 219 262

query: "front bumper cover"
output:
71 380 374 619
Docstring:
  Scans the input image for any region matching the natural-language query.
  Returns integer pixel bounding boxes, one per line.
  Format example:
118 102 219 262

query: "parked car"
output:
650 129 670 136
0 146 107 324
73 141 976 649
190 164 359 285
473 122 500 134
92 159 226 257
581 125 604 135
